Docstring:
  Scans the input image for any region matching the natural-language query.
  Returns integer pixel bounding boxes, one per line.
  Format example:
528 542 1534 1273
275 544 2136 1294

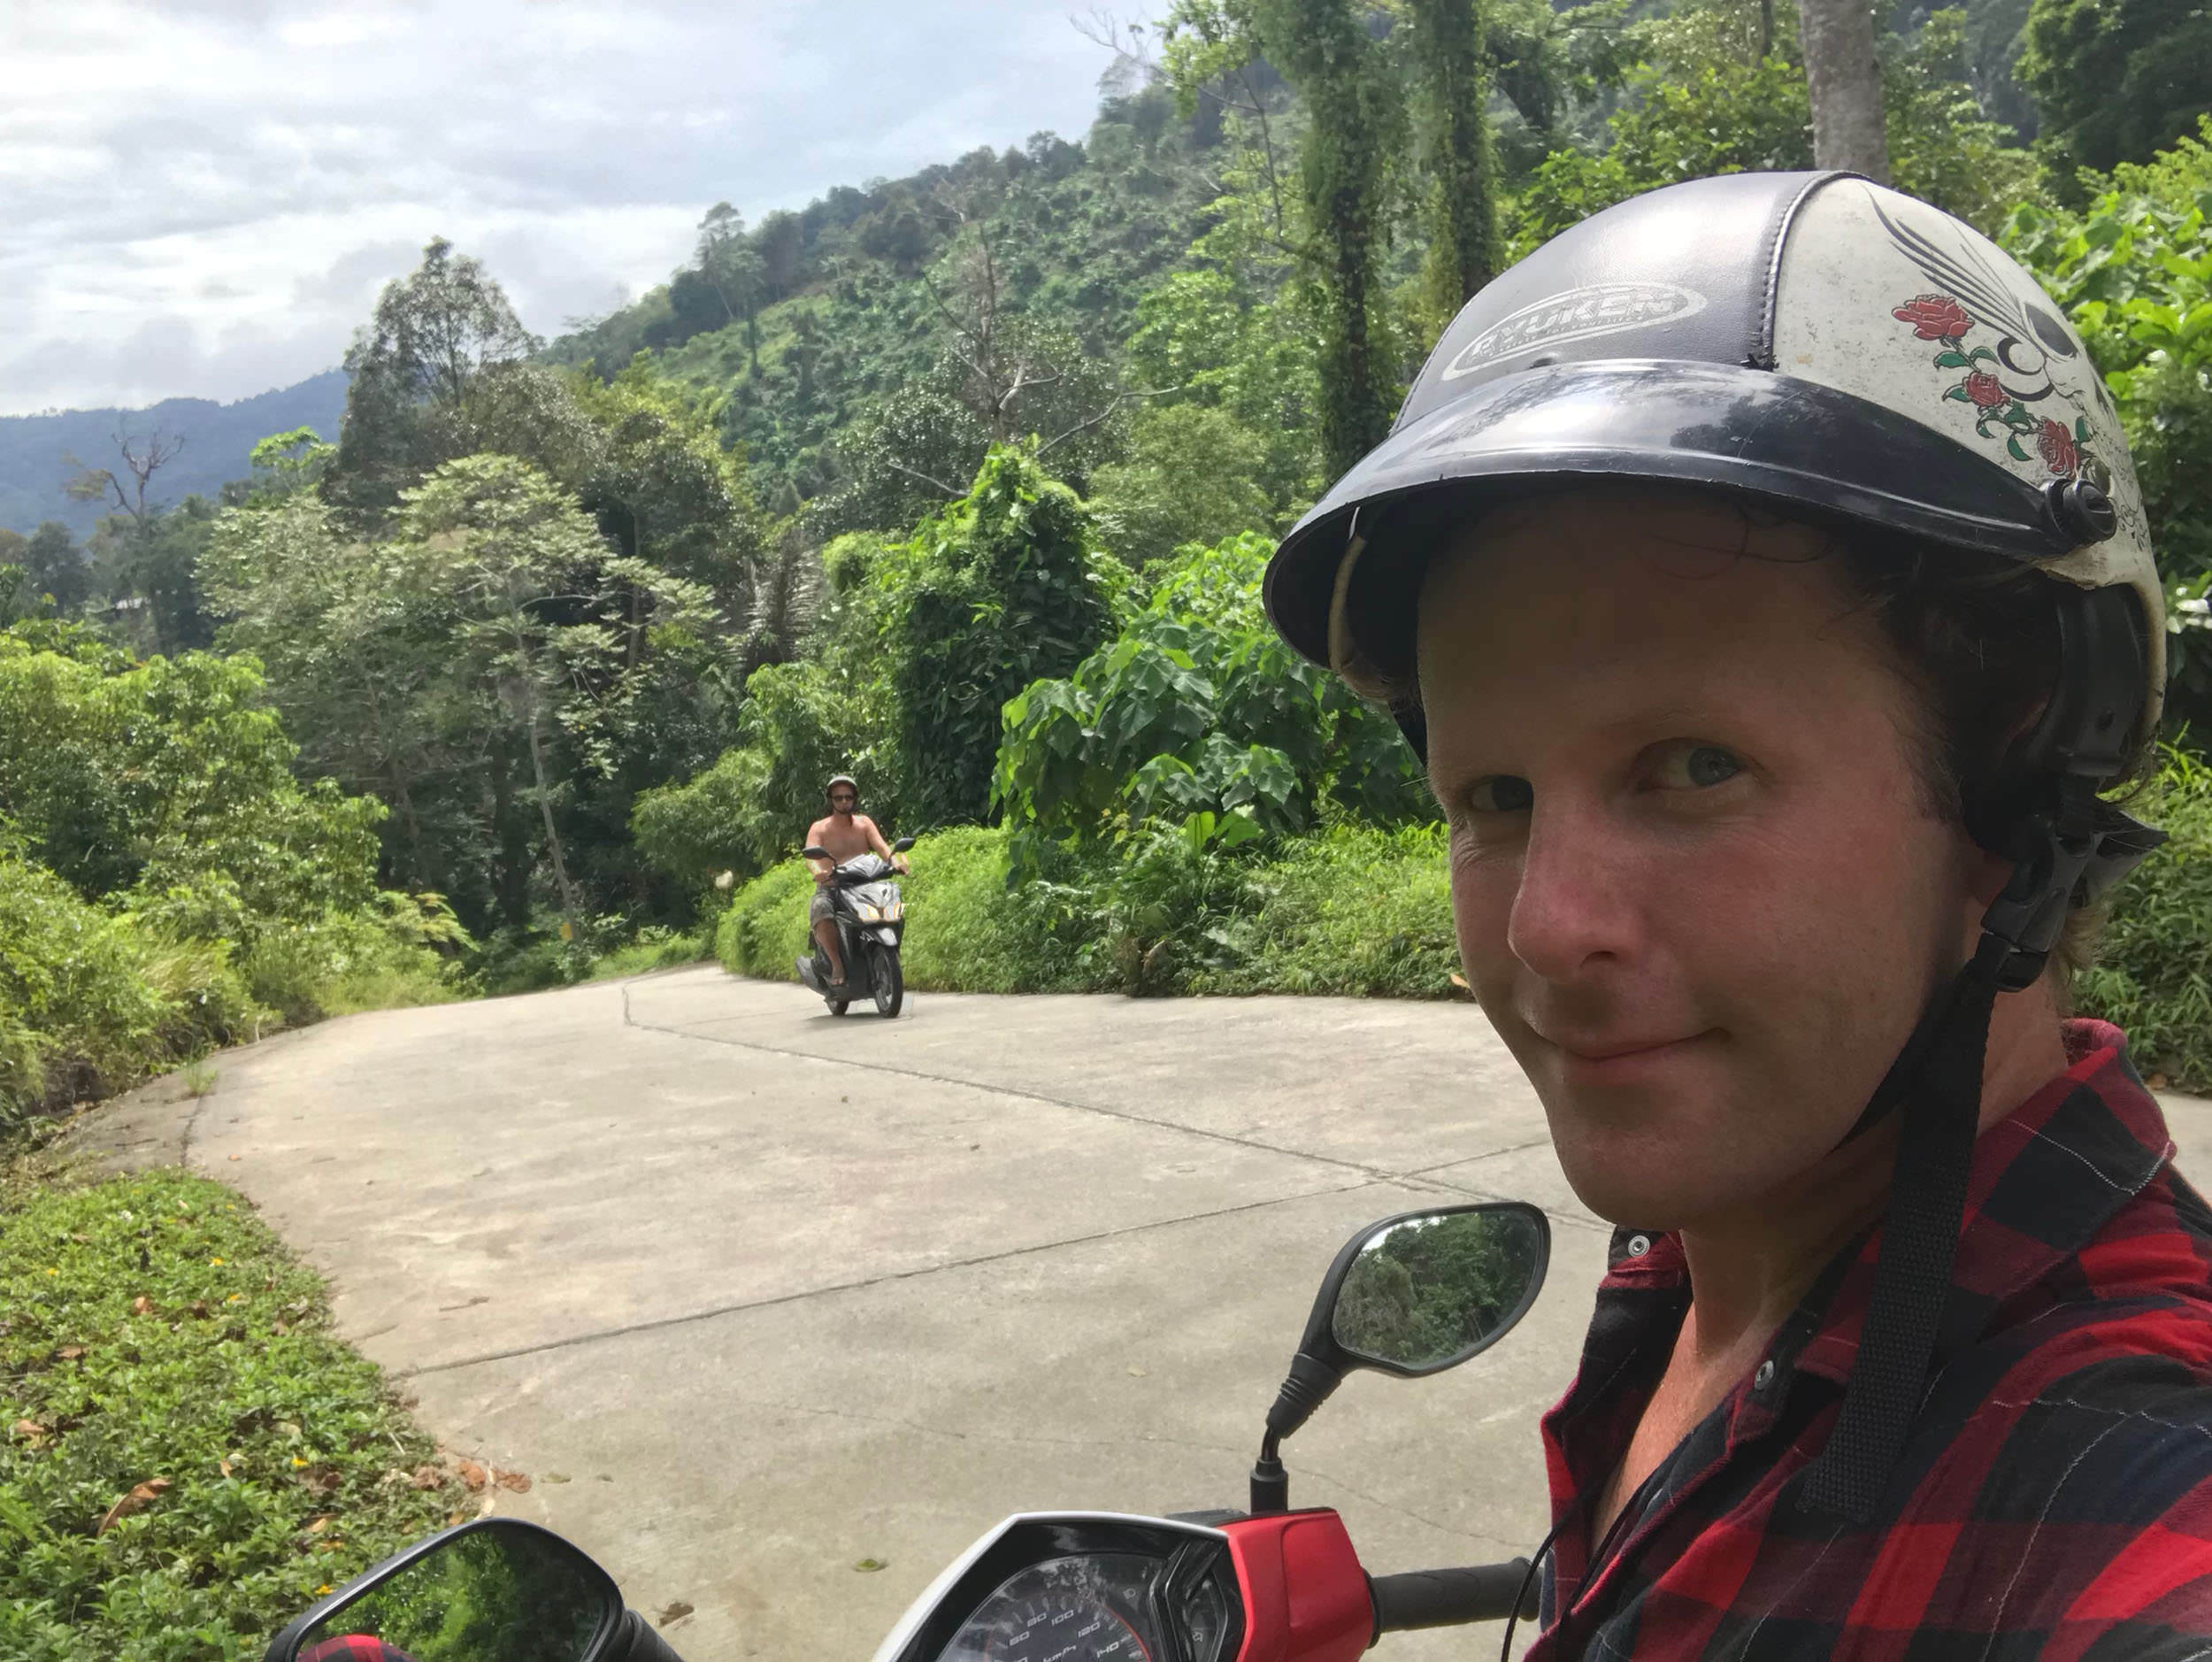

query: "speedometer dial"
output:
942 1557 1158 1662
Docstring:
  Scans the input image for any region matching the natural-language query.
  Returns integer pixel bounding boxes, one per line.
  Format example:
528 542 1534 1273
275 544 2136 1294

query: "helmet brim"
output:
1264 358 2075 672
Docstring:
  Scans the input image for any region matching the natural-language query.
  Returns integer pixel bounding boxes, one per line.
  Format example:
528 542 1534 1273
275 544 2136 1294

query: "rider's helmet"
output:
1263 172 2167 1520
825 774 859 806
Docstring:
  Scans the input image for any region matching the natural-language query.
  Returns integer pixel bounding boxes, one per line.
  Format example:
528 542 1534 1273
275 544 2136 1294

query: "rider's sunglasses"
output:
830 791 856 804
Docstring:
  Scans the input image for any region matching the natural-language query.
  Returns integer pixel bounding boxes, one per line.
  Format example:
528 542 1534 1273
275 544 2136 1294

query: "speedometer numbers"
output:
954 1558 1154 1662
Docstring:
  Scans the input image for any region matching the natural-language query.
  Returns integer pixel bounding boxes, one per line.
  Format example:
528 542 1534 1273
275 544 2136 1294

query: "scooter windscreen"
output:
871 1515 1241 1662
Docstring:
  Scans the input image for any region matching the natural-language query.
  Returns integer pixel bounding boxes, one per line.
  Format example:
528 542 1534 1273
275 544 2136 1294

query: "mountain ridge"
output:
0 369 349 535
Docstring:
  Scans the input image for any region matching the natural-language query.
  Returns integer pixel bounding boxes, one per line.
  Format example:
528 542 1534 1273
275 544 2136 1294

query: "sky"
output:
0 1 1125 417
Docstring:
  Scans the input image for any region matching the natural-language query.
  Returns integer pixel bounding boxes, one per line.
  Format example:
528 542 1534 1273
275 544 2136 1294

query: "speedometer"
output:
942 1556 1158 1662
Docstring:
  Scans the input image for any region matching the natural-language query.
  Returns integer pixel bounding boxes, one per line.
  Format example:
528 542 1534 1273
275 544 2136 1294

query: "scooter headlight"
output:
854 902 883 922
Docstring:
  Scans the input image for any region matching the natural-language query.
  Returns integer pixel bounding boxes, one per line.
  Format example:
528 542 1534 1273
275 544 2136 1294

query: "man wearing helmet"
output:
1266 173 2212 1651
805 774 905 991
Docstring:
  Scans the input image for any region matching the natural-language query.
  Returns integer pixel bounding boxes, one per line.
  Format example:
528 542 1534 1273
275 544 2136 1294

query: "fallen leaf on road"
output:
96 1478 172 1535
2148 1073 2170 1091
457 1460 488 1492
493 1468 531 1492
544 1472 572 1483
1126 1366 1147 1377
854 1558 887 1573
657 1603 694 1627
409 1465 443 1489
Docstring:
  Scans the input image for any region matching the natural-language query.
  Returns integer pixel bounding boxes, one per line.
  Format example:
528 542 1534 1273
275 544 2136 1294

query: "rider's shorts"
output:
810 889 834 926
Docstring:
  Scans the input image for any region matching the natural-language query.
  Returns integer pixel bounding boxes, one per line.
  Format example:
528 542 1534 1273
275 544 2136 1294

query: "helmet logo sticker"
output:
1875 194 2110 490
1440 281 1707 380
1890 294 2103 484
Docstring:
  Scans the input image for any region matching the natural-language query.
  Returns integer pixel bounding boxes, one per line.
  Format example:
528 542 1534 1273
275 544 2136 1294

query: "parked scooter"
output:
261 1200 1549 1662
795 835 915 1018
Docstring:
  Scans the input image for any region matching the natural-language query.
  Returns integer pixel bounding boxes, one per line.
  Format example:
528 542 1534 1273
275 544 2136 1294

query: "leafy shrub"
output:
1199 824 1463 998
0 632 382 924
0 858 265 1123
2077 744 2212 1089
0 1169 465 1659
995 533 1429 857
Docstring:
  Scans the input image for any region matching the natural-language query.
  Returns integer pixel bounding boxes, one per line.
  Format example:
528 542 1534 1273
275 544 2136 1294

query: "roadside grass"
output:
1 1164 465 1661
588 926 711 981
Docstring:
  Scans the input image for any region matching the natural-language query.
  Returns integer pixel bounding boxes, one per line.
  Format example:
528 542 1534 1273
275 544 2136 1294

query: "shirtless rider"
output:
804 774 906 991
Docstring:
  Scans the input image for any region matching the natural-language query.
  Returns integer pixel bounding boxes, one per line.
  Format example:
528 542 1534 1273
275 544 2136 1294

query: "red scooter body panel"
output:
1222 1510 1371 1662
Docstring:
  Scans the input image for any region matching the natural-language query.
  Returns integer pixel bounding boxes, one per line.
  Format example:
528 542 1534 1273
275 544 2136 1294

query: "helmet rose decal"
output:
1891 292 2101 481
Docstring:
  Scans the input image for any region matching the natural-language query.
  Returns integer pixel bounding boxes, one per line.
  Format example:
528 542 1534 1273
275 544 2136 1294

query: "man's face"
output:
1417 495 1985 1230
828 789 856 815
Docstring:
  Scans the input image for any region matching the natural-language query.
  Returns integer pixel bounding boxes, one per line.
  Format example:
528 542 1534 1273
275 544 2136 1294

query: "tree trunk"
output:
1409 0 1502 316
1797 0 1891 181
488 747 531 932
524 704 581 938
1262 0 1403 478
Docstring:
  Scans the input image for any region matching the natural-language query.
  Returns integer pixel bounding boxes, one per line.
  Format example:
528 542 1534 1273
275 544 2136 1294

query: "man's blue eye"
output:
1473 775 1533 812
1657 745 1743 789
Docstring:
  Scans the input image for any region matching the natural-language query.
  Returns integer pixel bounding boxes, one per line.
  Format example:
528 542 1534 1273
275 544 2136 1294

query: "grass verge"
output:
1 1164 465 1660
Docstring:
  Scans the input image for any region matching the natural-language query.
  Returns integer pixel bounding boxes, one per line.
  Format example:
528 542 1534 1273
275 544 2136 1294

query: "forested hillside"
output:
0 372 348 538
5 0 2209 1138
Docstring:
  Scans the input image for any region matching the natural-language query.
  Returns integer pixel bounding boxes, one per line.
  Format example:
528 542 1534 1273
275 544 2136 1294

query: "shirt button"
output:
1625 1234 1651 1258
1755 1359 1777 1390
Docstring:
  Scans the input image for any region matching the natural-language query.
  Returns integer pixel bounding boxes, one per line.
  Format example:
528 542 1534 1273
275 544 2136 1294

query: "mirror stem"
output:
1265 1351 1345 1443
1249 1430 1289 1515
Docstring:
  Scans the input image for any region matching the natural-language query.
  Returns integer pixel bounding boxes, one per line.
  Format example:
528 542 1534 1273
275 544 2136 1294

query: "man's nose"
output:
1504 803 1640 980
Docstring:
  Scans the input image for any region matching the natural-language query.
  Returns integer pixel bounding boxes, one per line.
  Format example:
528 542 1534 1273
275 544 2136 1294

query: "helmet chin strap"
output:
1801 773 2165 1522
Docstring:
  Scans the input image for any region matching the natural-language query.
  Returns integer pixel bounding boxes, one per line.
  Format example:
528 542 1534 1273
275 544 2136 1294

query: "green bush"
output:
0 858 265 1124
0 1168 465 1659
1202 824 1463 998
2078 744 2212 1089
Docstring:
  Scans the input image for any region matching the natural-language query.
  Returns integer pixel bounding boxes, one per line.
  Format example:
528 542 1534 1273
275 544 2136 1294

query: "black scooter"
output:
261 1199 1550 1662
795 835 914 1018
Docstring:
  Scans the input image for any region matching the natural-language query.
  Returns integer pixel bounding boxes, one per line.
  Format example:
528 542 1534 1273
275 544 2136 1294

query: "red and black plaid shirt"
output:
1534 1019 2212 1658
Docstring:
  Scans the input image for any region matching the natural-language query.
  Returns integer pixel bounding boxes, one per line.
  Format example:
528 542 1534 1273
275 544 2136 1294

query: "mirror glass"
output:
292 1524 612 1662
1329 1206 1545 1373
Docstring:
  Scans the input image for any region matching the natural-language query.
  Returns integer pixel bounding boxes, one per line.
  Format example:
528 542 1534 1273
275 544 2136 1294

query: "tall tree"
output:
1266 0 1407 473
1171 0 1406 476
1404 0 1504 319
1796 0 1891 179
19 522 88 614
697 202 767 373
63 425 184 535
333 238 543 513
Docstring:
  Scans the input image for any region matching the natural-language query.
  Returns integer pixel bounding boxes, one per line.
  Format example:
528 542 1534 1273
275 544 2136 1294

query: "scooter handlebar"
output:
1367 1561 1537 1637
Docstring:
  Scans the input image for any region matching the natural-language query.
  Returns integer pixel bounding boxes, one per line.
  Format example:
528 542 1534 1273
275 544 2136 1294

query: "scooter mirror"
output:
1328 1205 1548 1376
891 836 916 853
265 1519 639 1662
803 845 832 860
1249 1201 1549 1513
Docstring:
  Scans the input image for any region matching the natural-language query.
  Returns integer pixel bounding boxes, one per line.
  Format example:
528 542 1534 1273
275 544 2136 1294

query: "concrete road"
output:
74 969 2212 1662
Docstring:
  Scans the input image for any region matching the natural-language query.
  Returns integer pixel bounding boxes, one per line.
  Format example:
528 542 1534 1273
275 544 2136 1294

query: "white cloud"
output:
0 0 1118 413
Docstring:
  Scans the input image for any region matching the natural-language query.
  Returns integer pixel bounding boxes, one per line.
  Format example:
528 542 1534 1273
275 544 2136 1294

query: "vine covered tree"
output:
1403 0 1504 319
